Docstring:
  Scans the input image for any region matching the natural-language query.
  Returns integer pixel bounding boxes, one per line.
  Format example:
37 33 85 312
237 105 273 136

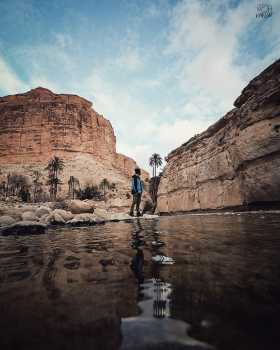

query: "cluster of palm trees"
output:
149 153 163 178
26 154 164 202
46 156 113 201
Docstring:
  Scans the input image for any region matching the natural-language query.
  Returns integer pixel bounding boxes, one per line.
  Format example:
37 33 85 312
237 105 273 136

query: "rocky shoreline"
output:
0 199 158 236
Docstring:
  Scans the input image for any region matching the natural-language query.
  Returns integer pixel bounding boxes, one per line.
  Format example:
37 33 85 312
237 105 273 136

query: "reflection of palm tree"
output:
153 279 170 318
149 153 163 178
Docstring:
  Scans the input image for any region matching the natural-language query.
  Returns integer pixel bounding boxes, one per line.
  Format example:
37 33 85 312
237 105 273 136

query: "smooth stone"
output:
21 211 39 222
52 209 74 221
50 213 66 225
39 213 52 225
94 208 111 220
109 213 134 222
0 215 16 227
68 213 96 226
66 200 95 214
35 206 52 217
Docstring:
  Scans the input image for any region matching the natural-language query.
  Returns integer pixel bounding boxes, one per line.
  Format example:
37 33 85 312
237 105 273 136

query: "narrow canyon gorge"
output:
157 59 280 214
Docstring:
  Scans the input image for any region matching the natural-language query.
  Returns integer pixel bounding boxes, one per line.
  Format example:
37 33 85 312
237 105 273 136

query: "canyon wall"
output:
0 87 149 208
157 59 280 214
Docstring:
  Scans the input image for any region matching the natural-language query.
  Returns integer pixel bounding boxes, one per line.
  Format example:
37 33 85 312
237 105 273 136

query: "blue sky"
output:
0 0 279 172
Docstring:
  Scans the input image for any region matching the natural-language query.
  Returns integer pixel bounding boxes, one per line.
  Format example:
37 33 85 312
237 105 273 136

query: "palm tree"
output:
46 156 65 201
99 178 110 198
149 153 163 178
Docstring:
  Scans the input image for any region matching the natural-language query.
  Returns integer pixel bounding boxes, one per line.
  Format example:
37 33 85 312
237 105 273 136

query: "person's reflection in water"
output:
130 247 144 284
130 219 145 284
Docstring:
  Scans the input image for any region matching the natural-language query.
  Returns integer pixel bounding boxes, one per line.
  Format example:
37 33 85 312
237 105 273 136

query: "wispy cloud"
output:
0 0 279 173
0 56 27 94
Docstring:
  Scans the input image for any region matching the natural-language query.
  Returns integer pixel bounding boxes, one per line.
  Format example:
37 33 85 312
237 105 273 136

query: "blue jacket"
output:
131 175 143 194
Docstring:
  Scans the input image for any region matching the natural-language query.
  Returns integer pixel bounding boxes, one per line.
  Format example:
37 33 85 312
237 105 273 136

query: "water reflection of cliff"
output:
1 214 280 349
158 214 280 350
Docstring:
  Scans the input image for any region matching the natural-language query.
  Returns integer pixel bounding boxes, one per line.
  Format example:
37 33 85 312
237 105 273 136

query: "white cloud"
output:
166 0 253 111
156 118 208 148
83 69 207 173
1 0 279 175
0 56 27 94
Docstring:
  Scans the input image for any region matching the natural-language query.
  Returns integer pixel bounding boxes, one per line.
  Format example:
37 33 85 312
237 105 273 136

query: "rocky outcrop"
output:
157 59 280 213
0 87 149 208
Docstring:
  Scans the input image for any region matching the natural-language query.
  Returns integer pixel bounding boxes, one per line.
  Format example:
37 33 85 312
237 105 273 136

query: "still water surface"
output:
1 213 280 350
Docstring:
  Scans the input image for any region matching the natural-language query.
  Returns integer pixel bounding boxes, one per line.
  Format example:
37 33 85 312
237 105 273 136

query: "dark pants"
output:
130 193 142 215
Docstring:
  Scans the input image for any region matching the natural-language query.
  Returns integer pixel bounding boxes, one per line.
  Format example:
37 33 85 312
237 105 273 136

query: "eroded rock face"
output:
157 59 280 213
0 87 116 164
0 87 149 206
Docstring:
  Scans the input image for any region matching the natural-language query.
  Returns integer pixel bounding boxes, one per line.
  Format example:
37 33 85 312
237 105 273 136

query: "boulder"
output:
0 215 16 227
66 200 95 214
94 208 111 220
109 213 133 222
49 212 66 225
0 221 47 236
21 211 39 221
36 206 52 217
21 206 38 213
39 212 65 225
68 213 96 226
1 208 25 221
53 209 74 221
39 214 51 225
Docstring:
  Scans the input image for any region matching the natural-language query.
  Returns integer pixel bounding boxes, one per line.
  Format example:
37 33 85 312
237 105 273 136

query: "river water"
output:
1 212 280 350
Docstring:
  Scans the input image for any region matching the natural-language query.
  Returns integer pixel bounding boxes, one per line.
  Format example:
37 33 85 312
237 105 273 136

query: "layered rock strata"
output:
157 59 280 213
0 87 149 208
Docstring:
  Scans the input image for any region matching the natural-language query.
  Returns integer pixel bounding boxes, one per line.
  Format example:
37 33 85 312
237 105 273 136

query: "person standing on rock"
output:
130 168 143 217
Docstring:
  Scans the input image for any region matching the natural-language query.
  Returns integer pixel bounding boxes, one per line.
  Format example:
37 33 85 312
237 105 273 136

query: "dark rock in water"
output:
0 221 47 236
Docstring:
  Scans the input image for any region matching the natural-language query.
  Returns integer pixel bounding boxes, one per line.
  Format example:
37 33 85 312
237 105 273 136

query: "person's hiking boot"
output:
129 211 134 217
137 211 142 217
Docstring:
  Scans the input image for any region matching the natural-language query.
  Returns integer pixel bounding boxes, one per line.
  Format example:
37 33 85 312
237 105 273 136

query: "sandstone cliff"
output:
157 59 280 213
0 87 149 209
